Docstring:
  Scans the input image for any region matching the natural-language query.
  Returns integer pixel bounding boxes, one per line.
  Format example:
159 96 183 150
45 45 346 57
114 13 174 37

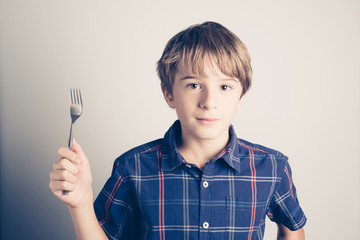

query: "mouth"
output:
196 118 219 124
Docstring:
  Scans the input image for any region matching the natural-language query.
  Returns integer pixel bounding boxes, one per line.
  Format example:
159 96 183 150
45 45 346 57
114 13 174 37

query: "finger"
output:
72 139 88 163
50 170 77 183
50 180 76 192
54 158 79 174
52 159 79 175
57 147 80 165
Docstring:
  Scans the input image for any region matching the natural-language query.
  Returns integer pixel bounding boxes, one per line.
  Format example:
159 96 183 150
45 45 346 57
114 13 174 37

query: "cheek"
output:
222 95 242 108
175 104 189 117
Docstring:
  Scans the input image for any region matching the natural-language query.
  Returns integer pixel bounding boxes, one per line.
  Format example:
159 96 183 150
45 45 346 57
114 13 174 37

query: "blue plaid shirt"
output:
94 120 306 239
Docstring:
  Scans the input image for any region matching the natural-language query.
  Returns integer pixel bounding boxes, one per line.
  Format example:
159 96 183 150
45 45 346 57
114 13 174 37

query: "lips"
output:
196 118 220 124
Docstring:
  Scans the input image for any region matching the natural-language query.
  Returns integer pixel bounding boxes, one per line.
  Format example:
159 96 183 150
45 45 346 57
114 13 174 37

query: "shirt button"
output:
202 222 209 229
203 181 209 188
185 164 191 168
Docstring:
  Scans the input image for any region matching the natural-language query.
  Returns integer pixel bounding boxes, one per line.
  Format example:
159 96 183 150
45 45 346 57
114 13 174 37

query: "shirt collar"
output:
160 120 185 171
160 120 241 173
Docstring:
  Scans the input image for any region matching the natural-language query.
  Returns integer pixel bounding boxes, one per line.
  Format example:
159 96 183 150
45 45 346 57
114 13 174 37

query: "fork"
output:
63 88 83 196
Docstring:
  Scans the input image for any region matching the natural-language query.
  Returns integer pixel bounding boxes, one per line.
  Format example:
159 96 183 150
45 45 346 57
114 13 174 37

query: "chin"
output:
193 129 225 140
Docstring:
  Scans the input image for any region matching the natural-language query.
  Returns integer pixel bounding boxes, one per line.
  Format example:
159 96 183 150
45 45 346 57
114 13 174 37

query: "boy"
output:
50 21 306 239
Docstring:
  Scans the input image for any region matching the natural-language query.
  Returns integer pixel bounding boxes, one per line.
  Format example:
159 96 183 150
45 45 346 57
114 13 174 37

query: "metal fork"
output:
63 88 83 196
68 88 83 149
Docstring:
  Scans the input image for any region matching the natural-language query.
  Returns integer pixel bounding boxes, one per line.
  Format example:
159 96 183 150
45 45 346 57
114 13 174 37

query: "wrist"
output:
66 192 107 239
67 191 94 213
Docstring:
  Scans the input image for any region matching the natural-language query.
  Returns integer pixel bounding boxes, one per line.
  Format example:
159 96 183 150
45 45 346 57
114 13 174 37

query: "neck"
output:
178 131 229 170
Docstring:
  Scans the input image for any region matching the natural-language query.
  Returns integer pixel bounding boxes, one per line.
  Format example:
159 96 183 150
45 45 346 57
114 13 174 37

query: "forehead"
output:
175 56 239 81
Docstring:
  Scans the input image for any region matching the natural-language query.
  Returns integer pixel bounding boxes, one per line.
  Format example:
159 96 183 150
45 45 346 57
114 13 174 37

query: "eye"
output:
221 85 232 91
187 83 200 89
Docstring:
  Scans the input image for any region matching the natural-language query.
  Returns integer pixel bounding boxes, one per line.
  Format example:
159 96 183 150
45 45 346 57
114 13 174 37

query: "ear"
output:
161 85 176 109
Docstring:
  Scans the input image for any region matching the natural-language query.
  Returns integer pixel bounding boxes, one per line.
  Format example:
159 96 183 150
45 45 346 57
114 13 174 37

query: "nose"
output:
199 87 217 110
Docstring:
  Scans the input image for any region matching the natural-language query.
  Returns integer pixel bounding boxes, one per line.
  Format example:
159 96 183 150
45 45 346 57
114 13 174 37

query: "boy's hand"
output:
49 139 93 208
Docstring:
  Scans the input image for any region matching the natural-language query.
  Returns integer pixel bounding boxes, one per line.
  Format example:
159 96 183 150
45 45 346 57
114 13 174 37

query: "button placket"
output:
199 164 214 238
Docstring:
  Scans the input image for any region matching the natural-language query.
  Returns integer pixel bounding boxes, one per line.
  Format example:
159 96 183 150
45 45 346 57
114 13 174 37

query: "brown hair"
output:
156 21 252 97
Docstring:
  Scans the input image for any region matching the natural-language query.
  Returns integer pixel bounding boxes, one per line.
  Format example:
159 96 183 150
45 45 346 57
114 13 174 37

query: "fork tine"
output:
79 89 83 106
74 88 76 104
70 88 74 104
76 89 80 105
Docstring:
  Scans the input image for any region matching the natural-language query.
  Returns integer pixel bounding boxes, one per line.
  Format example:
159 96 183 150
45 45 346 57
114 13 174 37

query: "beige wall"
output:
1 0 359 239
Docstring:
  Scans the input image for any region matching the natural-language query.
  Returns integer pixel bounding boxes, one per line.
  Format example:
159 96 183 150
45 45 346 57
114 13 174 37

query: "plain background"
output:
1 0 359 239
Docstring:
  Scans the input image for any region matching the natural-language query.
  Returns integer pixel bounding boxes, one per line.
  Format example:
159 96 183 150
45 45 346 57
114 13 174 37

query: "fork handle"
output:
68 121 74 148
63 122 75 196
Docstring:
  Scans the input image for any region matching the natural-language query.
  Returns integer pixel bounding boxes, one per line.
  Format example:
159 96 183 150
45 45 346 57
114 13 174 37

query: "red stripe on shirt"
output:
236 141 261 240
157 149 165 240
214 147 227 161
141 144 162 154
248 149 257 240
99 176 123 226
238 141 269 153
161 151 165 240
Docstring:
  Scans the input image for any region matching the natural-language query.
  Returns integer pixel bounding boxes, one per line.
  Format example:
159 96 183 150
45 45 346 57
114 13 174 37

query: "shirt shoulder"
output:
237 138 288 161
120 138 164 159
111 138 164 177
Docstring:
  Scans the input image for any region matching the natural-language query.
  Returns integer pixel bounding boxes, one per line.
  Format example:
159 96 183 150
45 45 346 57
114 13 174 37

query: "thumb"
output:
72 138 87 161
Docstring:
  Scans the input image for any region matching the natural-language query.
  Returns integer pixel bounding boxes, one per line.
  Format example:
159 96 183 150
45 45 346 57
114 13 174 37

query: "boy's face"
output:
162 59 244 144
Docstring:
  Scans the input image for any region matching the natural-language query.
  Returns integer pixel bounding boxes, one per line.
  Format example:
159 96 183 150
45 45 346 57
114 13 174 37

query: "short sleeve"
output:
266 160 307 230
94 159 139 239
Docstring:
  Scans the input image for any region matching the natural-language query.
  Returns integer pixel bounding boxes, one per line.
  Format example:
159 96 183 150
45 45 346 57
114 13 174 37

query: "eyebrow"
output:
223 78 240 84
179 76 240 85
179 75 197 81
179 75 239 82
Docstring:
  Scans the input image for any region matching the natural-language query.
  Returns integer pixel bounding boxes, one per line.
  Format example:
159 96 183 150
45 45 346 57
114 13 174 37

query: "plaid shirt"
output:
94 120 306 239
